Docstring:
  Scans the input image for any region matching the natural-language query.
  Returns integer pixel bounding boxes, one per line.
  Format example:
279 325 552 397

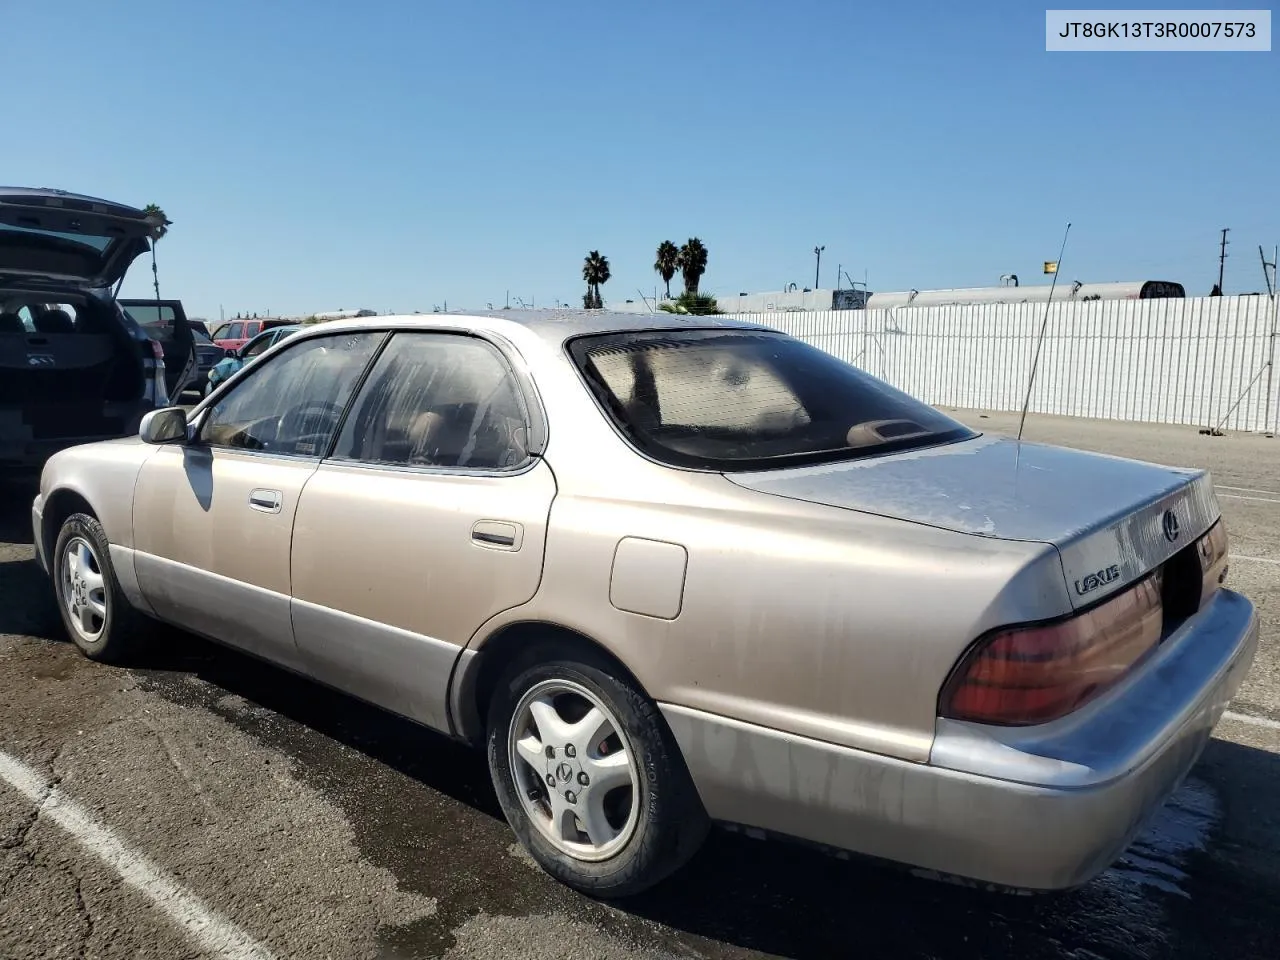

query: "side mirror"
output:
139 407 188 445
225 348 238 359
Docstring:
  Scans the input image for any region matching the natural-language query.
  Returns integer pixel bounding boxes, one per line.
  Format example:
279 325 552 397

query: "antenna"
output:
1016 222 1072 443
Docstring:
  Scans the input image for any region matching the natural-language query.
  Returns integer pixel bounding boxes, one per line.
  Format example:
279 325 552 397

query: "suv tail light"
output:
940 576 1163 726
147 338 170 406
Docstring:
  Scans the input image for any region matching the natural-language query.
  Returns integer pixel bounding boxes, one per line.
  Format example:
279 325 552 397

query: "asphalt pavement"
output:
2 408 1279 960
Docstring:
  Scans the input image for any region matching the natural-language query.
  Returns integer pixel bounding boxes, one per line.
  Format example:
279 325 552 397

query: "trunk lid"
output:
725 432 1220 610
0 188 160 288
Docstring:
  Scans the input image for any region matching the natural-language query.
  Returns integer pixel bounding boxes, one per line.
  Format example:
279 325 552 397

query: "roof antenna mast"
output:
1016 222 1072 443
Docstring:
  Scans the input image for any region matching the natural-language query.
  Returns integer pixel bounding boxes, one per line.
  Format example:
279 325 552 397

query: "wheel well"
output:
460 622 650 745
41 489 97 560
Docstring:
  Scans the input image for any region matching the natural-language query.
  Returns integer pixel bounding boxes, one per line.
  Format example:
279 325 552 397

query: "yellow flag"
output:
1043 261 1058 274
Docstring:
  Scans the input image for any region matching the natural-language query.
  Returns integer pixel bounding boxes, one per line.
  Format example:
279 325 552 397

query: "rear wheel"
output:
52 513 145 663
486 647 709 898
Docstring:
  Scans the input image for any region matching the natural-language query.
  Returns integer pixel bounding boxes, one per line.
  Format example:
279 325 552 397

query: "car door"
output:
289 330 556 733
119 299 196 399
132 329 386 670
214 321 246 351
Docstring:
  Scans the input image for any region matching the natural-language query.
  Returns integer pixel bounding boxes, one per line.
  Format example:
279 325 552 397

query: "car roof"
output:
289 308 770 349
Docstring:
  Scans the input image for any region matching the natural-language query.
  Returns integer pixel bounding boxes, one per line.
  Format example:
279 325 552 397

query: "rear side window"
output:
332 332 530 470
569 329 974 471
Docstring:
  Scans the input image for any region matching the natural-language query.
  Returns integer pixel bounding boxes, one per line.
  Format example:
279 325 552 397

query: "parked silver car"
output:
31 310 1258 898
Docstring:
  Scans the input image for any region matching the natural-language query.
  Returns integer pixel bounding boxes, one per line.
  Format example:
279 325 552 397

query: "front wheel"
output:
52 513 146 663
486 648 709 898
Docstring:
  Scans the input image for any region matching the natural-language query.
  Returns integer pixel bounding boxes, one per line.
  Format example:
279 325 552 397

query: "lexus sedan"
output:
32 310 1258 898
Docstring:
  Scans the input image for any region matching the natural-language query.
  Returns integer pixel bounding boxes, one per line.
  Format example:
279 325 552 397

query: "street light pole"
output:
814 246 825 288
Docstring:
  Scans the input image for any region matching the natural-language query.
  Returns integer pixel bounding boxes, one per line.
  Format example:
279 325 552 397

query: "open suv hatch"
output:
0 187 195 470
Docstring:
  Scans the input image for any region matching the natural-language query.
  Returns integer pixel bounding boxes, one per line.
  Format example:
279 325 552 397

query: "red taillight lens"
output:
940 576 1163 726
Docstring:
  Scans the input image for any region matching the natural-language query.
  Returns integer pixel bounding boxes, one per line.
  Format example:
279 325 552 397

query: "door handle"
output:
248 488 283 514
472 520 522 550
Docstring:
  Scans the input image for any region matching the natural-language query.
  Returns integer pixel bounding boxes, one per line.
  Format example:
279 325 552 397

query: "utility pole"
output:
814 245 825 288
1260 245 1276 297
1218 228 1230 294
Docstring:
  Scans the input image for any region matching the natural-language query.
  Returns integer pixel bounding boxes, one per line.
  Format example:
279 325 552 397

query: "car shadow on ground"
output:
2 489 1277 960
0 478 60 639
125 627 1280 960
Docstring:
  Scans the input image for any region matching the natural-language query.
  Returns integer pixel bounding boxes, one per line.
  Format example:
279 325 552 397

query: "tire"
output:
486 645 709 898
52 513 147 663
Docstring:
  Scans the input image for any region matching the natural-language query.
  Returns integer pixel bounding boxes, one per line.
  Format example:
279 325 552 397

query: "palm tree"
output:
582 250 611 309
142 204 171 303
677 238 709 295
654 240 679 299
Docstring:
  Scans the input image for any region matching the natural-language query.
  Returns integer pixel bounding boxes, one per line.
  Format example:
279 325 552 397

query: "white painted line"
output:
0 749 276 960
1223 710 1280 732
1218 493 1280 504
1218 485 1280 497
1229 554 1280 566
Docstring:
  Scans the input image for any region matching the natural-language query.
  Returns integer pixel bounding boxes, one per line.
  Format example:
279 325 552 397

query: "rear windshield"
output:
569 328 975 471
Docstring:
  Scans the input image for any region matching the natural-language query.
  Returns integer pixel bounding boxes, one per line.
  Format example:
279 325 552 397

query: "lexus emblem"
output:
556 762 573 783
1162 509 1180 543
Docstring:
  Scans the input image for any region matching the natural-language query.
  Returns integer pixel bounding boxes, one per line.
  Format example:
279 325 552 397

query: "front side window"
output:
199 331 383 456
333 332 530 470
224 322 245 340
569 328 974 471
242 332 276 358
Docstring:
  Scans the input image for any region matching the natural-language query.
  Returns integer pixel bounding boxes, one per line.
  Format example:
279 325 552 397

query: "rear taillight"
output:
940 576 1163 726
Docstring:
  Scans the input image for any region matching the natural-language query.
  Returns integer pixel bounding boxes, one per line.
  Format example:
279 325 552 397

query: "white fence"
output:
723 294 1280 434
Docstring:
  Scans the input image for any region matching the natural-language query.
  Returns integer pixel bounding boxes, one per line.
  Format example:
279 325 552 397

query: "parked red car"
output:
209 317 293 352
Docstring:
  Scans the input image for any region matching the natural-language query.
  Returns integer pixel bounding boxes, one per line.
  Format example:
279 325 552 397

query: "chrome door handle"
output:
472 520 522 550
248 488 283 513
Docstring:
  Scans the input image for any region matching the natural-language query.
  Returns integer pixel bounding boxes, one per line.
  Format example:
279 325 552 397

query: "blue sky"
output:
7 1 1276 319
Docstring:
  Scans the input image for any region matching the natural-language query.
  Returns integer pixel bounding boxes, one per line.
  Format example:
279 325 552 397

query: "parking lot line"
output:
1223 710 1280 732
1219 494 1280 504
0 749 277 960
1229 554 1280 566
1218 485 1280 497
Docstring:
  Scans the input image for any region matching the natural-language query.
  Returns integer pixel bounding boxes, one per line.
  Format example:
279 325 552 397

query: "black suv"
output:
0 188 195 470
